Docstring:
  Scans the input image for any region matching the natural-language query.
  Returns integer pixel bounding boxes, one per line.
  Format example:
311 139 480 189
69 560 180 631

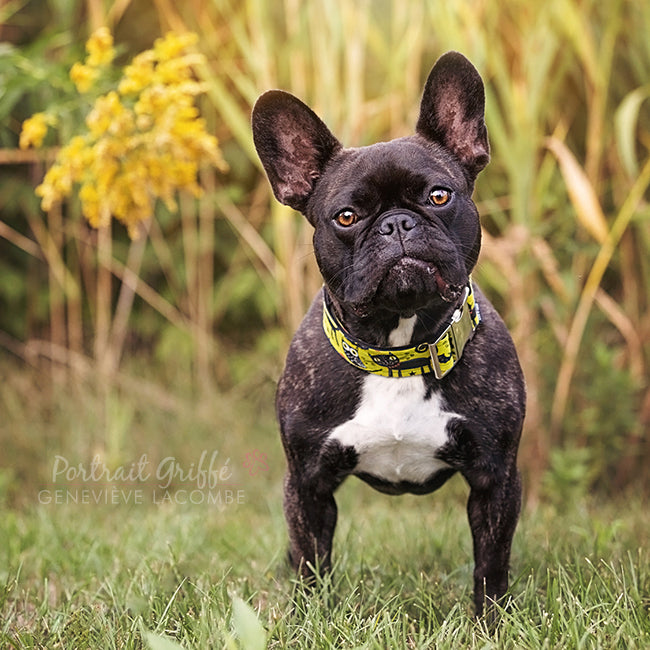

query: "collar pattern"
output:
322 281 481 379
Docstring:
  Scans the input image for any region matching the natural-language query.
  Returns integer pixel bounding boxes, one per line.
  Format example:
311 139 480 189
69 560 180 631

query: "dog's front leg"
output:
283 469 338 579
281 437 357 579
467 462 522 616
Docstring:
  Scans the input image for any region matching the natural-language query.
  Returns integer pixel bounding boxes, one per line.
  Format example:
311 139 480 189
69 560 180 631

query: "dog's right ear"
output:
252 91 341 213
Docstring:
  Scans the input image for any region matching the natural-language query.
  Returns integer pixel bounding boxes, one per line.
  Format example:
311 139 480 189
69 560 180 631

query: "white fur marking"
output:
388 316 417 346
329 374 455 485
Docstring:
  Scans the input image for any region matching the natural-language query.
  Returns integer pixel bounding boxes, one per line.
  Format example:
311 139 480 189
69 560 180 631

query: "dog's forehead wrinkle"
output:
354 166 427 205
329 140 467 200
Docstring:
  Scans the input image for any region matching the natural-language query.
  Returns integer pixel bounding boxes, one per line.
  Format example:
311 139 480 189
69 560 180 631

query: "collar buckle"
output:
429 286 478 379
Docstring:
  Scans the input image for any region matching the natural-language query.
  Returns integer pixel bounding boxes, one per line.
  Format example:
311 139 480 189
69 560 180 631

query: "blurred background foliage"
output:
0 0 649 504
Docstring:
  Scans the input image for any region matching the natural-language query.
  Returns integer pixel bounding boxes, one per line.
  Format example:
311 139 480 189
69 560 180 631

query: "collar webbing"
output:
322 281 481 379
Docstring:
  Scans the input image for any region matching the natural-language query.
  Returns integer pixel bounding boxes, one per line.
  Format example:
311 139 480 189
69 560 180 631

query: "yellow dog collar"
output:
322 282 481 379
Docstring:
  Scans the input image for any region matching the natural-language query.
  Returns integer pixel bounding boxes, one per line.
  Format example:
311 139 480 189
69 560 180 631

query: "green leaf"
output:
231 597 267 650
144 632 186 650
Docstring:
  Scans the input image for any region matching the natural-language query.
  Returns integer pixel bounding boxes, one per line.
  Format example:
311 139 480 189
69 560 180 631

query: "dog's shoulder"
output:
276 289 364 434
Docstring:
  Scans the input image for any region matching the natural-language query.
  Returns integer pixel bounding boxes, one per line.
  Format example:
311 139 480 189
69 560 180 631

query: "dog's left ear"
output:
416 52 490 179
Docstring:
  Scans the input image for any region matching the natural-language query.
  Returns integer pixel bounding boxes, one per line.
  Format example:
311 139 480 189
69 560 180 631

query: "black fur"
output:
252 51 525 616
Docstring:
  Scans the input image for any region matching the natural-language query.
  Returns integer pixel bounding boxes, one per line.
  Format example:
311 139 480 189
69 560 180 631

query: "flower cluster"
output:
69 27 116 93
20 29 227 237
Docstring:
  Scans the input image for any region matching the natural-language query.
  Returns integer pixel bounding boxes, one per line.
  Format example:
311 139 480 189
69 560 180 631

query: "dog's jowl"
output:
252 51 525 615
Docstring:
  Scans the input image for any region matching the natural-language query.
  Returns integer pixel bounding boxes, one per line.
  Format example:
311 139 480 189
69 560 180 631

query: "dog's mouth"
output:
363 257 464 313
392 257 463 302
425 264 464 303
342 256 465 317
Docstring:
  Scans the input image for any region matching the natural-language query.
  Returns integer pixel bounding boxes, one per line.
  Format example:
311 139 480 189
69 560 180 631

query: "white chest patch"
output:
328 374 457 485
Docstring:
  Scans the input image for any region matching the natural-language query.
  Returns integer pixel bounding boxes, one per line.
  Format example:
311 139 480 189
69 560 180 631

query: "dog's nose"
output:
378 212 417 236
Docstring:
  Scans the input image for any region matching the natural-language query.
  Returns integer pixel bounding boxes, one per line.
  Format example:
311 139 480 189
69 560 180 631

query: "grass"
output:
1 483 649 648
1 366 648 649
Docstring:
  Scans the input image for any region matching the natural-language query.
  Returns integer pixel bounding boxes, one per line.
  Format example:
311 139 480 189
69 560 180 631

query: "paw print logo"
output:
242 450 269 476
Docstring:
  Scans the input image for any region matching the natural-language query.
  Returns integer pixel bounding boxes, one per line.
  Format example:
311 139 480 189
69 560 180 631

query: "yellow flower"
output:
70 62 99 93
19 113 52 149
86 27 115 68
57 136 93 178
135 113 153 131
119 52 156 96
79 182 103 227
27 28 227 236
36 164 73 211
86 91 127 138
93 152 119 196
153 32 198 62
155 55 205 86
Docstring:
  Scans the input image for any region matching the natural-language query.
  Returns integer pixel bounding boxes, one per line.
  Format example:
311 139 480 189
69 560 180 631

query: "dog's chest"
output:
328 373 456 485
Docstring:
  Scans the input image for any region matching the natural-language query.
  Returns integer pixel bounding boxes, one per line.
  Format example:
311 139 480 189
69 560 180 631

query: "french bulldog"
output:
252 51 525 616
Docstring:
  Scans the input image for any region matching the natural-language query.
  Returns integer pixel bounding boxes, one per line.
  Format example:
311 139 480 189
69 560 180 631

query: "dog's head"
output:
252 52 489 318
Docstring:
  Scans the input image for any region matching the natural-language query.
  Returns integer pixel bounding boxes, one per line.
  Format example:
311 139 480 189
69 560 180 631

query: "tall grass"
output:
0 0 648 496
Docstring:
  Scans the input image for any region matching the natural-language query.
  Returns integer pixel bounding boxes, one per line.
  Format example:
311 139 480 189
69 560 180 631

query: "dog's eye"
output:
429 188 452 206
335 210 358 227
